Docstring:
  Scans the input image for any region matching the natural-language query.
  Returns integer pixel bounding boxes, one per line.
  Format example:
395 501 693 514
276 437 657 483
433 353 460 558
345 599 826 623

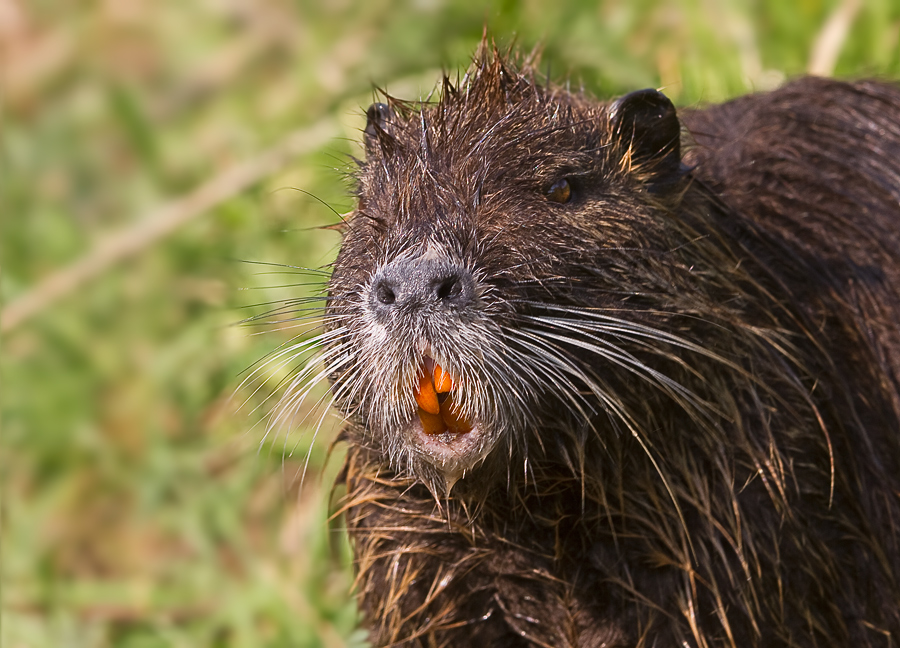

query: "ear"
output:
364 102 393 153
609 89 681 184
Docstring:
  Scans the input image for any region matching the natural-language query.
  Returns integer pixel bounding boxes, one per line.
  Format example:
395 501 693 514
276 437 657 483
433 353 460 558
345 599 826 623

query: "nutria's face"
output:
325 60 683 494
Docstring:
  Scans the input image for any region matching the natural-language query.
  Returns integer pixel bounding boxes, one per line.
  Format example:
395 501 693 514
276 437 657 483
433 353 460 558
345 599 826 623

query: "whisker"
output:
234 329 351 421
519 321 719 420
233 258 333 275
502 324 697 560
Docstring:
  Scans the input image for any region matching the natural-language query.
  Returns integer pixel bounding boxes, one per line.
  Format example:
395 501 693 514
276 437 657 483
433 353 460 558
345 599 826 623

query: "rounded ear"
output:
609 89 681 184
364 102 393 152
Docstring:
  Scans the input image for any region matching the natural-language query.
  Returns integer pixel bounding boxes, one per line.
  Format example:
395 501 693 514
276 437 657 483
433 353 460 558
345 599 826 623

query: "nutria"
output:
304 45 900 646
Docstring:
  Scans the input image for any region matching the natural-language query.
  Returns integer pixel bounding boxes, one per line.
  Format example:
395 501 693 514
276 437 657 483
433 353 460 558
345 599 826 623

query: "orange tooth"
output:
414 371 440 415
418 408 447 435
433 363 453 393
440 395 472 434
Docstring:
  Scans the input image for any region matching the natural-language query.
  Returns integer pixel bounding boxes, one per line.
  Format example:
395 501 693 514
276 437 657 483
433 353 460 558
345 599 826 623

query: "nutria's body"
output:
320 48 900 646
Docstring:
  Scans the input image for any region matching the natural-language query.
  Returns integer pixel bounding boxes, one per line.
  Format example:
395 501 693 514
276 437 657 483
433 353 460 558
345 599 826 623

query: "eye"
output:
545 178 572 203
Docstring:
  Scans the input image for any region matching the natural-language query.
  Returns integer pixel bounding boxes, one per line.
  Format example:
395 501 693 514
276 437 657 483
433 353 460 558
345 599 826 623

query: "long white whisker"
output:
522 324 715 419
267 346 357 435
234 328 350 415
505 324 698 562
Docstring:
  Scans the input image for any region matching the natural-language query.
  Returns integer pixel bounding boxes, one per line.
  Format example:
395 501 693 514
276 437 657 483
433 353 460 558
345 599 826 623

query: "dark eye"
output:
545 179 572 203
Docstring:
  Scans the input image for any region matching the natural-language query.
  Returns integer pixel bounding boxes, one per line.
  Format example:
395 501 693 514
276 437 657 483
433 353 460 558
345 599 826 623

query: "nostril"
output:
374 280 396 305
435 275 461 302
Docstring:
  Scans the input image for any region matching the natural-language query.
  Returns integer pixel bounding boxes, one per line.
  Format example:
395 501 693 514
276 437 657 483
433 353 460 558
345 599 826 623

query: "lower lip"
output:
409 416 483 459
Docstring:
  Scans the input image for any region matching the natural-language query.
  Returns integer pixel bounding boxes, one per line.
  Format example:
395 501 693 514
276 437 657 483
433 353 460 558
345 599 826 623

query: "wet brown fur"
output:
322 46 900 646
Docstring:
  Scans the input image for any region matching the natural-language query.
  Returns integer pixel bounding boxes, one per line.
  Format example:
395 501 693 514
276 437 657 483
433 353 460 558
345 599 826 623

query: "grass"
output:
2 0 899 646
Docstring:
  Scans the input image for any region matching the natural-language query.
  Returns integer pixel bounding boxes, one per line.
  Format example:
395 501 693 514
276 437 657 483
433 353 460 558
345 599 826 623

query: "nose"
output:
370 257 475 316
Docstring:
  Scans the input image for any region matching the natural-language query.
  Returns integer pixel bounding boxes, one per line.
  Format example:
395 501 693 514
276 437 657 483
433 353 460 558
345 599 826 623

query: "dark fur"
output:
321 47 900 646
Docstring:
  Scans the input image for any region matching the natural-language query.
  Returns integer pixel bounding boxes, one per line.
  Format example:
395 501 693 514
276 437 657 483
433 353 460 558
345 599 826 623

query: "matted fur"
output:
316 46 900 646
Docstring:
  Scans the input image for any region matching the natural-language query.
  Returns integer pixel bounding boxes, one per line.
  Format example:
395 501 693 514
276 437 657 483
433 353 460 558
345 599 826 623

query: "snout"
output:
369 257 475 318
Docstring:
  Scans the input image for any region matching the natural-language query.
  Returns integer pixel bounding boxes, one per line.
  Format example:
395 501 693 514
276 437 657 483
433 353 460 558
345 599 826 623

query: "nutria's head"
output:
324 48 752 497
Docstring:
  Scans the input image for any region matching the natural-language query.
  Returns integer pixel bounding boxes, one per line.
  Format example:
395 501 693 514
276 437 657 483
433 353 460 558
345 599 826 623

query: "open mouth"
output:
406 354 492 489
413 356 472 437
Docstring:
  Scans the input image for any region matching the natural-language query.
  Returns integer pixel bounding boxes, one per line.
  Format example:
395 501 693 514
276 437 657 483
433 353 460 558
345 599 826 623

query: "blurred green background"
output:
2 0 898 646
